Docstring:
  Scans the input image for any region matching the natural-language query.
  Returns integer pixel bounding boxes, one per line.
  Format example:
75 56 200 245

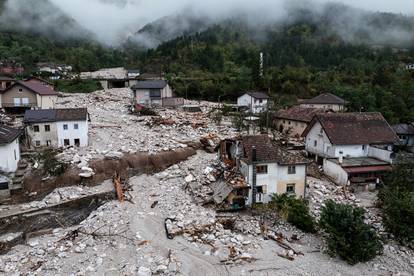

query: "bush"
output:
140 107 158 116
37 148 68 176
271 193 316 233
211 110 223 125
56 78 102 93
319 200 383 264
378 160 414 245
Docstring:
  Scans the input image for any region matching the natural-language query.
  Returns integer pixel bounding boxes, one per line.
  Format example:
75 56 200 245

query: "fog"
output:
3 0 414 46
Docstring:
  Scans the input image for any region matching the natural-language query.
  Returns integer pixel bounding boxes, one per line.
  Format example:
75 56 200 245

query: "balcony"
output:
2 102 37 108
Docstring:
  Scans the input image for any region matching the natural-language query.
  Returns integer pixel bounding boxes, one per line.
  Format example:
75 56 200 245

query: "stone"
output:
185 174 195 183
137 266 151 276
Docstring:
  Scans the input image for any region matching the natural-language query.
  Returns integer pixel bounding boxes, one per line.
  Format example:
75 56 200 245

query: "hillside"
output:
139 11 414 124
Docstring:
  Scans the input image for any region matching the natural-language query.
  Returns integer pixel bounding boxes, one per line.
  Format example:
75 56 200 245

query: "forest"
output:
0 6 414 124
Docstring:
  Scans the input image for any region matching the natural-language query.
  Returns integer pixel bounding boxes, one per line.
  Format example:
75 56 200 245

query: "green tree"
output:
319 200 383 264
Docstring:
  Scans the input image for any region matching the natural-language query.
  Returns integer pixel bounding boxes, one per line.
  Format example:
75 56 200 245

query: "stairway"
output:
10 160 29 191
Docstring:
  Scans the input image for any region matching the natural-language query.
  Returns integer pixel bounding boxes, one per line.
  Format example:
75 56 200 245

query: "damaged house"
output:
0 125 22 173
24 108 89 148
392 123 414 152
302 112 398 188
216 135 308 207
273 106 325 138
299 93 347 112
131 80 183 108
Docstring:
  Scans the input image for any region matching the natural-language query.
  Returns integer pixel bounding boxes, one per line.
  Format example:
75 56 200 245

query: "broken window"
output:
44 125 50 132
256 165 268 174
288 166 296 174
286 184 295 194
33 125 40 132
64 139 70 146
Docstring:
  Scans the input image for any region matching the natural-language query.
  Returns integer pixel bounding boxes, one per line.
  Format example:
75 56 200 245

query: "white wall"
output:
300 103 344 111
36 95 57 109
334 144 368 158
243 161 306 205
0 138 20 172
305 121 333 157
237 94 268 113
368 146 394 163
323 159 349 185
56 120 88 147
26 122 59 147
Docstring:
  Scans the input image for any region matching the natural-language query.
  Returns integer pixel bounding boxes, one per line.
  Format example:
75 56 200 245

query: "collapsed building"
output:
215 135 309 208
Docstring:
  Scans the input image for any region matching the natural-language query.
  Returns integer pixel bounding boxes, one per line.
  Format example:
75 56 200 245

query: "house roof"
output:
0 76 14 81
245 91 270 99
128 69 140 74
1 80 57 96
301 93 346 105
132 80 167 89
275 106 325 123
392 123 414 135
241 135 308 165
24 108 88 123
302 112 398 145
0 125 22 145
25 76 54 86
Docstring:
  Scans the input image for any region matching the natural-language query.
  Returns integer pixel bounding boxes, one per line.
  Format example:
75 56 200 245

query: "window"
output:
18 88 23 92
286 184 296 194
63 124 68 130
44 125 50 132
14 149 17 160
288 166 296 174
74 139 80 147
22 98 29 106
362 145 366 151
314 140 317 147
74 123 79 130
256 165 268 174
64 139 70 146
33 125 40 132
46 140 51 146
35 140 41 147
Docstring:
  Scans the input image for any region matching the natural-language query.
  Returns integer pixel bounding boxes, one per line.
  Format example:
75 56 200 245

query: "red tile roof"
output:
1 81 57 96
301 93 346 105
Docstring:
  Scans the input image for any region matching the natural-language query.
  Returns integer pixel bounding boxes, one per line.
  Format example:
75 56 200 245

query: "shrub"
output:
211 110 223 125
37 148 68 176
319 200 383 264
140 107 158 116
56 78 102 93
378 160 414 245
271 193 316 233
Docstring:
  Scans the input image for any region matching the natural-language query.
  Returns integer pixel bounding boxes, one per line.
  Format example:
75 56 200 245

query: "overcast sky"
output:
48 0 414 44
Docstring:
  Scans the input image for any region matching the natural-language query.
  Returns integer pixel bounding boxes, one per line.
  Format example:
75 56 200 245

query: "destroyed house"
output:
302 112 398 188
0 76 14 91
237 91 270 114
131 80 177 107
218 135 308 206
0 125 22 173
274 106 325 138
0 80 58 112
299 93 346 112
24 108 89 148
392 123 414 151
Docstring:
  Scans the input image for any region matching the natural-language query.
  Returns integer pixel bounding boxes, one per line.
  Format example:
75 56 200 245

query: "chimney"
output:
251 146 257 205
252 146 257 162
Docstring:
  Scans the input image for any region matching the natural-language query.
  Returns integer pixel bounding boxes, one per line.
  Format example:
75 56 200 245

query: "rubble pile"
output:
307 177 385 233
55 88 237 167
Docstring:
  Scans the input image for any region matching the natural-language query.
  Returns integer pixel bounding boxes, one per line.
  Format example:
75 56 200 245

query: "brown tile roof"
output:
56 108 88 121
1 81 57 96
302 112 398 145
275 106 325 123
392 123 414 135
301 93 346 105
241 135 308 165
0 125 22 145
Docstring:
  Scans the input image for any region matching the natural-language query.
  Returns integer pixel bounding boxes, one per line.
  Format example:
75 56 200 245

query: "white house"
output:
299 93 346 112
302 112 398 187
131 80 174 107
0 125 22 173
218 135 308 206
237 91 270 114
24 108 89 148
